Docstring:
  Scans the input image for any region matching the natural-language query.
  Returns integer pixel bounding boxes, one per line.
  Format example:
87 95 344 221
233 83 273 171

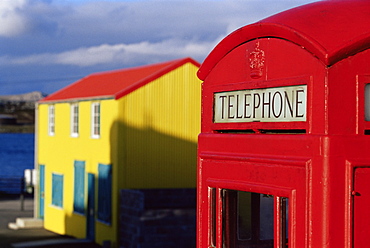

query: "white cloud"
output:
0 0 322 95
0 0 320 67
0 0 29 37
4 38 218 67
56 44 126 66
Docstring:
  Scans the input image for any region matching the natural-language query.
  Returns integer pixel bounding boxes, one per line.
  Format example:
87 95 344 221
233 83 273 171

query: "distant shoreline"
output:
0 125 35 133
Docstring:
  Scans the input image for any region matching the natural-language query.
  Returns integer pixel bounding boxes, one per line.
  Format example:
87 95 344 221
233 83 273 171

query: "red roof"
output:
40 57 200 103
198 0 370 80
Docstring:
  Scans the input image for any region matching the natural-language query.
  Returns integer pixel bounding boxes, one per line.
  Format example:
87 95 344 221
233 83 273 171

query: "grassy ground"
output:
0 125 34 133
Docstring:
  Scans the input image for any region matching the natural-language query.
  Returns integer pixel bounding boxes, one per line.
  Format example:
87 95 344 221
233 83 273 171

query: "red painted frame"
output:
197 1 370 248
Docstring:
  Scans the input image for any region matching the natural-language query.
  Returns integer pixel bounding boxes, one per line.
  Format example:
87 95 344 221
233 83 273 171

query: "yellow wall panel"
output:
118 62 201 188
37 99 119 244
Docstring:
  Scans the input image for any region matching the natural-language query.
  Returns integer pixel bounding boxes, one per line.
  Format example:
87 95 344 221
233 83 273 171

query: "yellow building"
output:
35 58 201 247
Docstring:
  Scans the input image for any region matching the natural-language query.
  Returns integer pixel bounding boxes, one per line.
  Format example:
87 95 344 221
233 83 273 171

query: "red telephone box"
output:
197 1 370 247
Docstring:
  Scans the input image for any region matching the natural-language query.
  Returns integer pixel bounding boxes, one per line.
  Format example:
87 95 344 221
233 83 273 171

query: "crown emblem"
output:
249 41 265 79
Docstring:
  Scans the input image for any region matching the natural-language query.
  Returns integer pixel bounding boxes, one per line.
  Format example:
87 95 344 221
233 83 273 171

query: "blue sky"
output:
0 0 319 95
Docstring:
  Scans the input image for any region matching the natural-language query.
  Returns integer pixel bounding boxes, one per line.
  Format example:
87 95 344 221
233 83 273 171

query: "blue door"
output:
39 165 45 219
73 161 85 214
86 173 95 240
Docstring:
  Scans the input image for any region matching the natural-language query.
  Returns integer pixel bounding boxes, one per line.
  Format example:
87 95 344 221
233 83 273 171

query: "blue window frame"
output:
73 161 85 214
97 163 112 224
52 173 63 208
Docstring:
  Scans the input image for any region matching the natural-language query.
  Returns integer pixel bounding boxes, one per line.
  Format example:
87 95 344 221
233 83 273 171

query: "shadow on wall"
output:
112 119 198 189
112 120 198 248
62 118 198 247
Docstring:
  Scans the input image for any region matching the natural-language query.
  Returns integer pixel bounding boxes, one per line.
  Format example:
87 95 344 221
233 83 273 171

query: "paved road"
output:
0 195 101 248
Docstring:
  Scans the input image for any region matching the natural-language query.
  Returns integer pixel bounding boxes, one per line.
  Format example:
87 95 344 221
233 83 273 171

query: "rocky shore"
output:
0 91 45 133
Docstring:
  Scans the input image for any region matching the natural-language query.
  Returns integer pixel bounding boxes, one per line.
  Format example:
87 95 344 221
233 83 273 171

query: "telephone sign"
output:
214 85 307 123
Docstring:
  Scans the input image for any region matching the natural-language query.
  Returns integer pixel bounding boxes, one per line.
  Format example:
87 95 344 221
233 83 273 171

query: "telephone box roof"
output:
198 0 370 80
40 57 200 103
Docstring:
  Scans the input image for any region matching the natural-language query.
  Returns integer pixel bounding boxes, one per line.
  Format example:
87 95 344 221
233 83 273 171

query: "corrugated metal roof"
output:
40 57 200 103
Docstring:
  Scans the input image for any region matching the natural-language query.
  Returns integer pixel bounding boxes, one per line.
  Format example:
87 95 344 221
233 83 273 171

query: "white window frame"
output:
70 103 79 137
48 105 55 136
91 102 101 139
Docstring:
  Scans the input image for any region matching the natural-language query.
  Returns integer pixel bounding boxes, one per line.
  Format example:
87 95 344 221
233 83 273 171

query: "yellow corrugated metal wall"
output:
117 62 201 188
36 61 201 247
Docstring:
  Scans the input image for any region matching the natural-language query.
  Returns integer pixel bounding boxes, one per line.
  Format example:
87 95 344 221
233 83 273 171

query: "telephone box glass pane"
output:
365 84 370 121
237 191 252 240
209 188 217 246
260 194 274 240
222 190 274 247
281 197 289 248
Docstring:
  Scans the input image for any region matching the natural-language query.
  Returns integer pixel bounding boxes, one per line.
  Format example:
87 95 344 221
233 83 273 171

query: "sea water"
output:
0 133 34 177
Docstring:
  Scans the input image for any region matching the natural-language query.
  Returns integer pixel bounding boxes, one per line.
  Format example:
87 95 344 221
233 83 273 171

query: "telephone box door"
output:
353 167 370 247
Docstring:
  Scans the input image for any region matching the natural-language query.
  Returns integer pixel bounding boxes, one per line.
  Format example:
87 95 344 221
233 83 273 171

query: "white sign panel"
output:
214 85 307 123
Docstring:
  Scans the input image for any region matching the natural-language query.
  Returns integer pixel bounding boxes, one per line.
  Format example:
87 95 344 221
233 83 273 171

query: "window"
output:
209 188 217 247
73 161 85 214
91 102 100 138
221 190 289 248
97 163 112 224
365 84 370 121
48 105 55 136
52 173 63 208
280 197 289 248
71 103 79 137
